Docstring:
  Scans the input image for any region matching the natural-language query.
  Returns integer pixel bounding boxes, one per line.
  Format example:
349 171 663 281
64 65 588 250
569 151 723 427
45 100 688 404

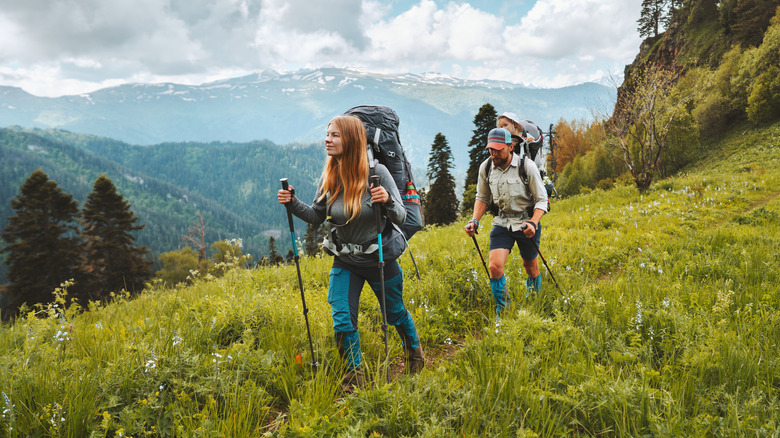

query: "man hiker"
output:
464 127 548 317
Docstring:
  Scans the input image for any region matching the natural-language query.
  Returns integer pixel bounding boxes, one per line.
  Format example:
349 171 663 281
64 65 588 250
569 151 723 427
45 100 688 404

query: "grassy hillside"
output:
0 122 777 436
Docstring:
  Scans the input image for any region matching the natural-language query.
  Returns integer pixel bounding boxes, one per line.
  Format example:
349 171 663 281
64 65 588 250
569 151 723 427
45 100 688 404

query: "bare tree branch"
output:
183 212 207 261
601 65 698 191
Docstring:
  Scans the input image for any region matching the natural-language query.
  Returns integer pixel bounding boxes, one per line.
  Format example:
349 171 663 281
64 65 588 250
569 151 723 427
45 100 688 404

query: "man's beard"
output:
491 154 509 168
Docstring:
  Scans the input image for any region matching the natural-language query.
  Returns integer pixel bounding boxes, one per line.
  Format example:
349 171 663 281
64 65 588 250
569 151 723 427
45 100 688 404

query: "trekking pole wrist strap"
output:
468 218 479 230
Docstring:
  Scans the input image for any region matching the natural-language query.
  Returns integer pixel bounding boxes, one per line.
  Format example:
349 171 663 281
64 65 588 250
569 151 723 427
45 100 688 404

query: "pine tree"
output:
462 103 497 212
638 0 665 39
424 133 459 226
464 103 498 188
662 0 683 27
303 222 325 256
81 174 152 300
268 236 284 265
1 169 83 312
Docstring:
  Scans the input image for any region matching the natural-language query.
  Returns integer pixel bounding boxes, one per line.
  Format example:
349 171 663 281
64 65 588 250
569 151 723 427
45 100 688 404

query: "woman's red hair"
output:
318 115 369 222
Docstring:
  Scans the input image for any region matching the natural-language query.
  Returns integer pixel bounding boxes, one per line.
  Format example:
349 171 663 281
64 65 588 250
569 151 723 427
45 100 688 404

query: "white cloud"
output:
0 0 642 96
252 0 365 64
503 0 641 60
367 1 499 64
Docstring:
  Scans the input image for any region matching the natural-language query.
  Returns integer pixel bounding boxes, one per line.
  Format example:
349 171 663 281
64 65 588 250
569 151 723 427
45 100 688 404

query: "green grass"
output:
1 123 779 437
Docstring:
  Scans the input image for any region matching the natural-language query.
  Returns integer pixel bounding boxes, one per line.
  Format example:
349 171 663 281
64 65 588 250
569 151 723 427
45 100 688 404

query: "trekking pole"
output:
280 178 317 370
520 225 587 327
470 229 490 281
521 223 565 295
408 247 421 280
370 175 390 384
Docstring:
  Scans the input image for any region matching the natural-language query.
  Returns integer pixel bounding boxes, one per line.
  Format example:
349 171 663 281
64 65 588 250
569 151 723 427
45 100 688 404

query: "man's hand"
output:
521 222 536 238
465 218 479 237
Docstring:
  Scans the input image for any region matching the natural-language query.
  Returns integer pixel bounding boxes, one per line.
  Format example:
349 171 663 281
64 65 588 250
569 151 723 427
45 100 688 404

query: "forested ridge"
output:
0 127 325 283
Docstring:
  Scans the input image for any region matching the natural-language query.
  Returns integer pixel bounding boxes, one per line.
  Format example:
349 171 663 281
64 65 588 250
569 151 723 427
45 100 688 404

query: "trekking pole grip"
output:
369 174 384 248
280 178 295 232
370 174 382 226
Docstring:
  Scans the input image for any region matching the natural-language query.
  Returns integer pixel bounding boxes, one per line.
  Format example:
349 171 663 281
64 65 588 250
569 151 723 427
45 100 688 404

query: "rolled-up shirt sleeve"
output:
475 159 492 205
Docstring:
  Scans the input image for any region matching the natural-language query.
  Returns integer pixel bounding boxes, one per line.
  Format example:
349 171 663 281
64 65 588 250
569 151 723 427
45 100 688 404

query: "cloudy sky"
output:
0 0 642 97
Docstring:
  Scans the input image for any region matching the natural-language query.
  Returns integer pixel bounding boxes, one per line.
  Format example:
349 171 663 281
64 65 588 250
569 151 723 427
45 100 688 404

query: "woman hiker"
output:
278 115 425 391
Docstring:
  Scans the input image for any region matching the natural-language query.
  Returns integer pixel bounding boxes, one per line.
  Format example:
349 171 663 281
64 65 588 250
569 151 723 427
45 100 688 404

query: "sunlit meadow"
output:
0 124 778 436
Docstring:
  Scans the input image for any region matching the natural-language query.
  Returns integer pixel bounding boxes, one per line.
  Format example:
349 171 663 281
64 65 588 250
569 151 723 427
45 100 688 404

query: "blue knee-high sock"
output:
526 274 542 298
489 275 509 315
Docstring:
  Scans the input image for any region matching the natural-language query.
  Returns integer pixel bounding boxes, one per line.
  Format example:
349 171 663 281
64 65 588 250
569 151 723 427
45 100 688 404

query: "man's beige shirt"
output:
476 153 548 232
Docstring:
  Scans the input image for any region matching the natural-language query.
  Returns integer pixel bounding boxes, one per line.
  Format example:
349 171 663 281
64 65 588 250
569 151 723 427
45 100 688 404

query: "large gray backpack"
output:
343 105 424 240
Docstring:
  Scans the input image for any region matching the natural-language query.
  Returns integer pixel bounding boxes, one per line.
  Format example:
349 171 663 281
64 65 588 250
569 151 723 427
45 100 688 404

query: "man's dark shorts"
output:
489 223 542 261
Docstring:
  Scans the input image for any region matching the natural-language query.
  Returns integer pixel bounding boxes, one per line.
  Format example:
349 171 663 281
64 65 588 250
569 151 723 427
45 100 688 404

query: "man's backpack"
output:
344 105 424 240
517 121 547 177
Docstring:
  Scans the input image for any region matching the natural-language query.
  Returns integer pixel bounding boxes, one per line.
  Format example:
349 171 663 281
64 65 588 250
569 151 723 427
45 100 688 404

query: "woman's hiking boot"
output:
336 332 366 392
405 344 426 374
341 367 365 393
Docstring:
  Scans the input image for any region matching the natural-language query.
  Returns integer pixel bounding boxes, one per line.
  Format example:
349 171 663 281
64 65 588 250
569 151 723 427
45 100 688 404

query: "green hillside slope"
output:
23 128 326 227
0 127 326 282
0 122 777 436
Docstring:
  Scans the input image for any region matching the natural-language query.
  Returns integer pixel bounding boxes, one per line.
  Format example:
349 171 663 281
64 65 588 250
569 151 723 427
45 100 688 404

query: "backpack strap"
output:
367 128 381 179
372 128 381 155
518 154 529 185
485 154 528 186
321 192 383 257
519 154 533 205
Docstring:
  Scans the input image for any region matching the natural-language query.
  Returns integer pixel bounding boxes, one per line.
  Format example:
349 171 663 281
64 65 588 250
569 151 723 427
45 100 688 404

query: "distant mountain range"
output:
0 67 616 172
